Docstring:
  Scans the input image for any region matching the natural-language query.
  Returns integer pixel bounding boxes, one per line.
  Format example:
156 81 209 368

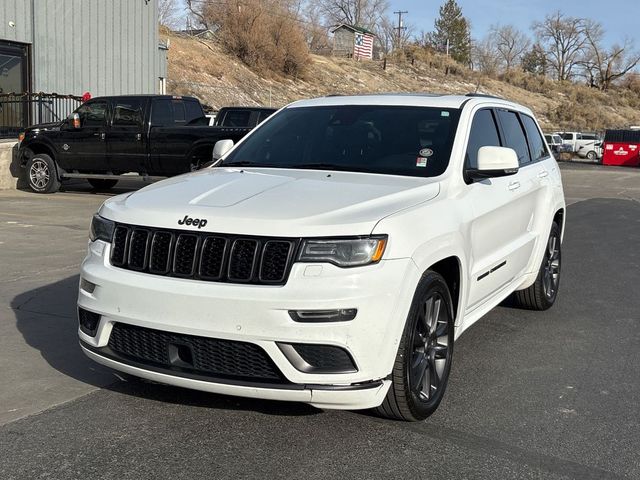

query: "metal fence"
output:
0 93 83 139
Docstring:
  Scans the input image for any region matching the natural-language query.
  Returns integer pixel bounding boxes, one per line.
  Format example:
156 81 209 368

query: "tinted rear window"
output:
497 110 531 165
222 105 461 177
521 114 548 161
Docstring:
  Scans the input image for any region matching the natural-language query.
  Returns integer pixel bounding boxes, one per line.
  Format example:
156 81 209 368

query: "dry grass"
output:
164 31 640 131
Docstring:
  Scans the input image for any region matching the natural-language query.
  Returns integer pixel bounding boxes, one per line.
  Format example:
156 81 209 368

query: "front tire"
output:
511 221 561 310
376 271 455 421
87 179 118 190
586 150 597 161
26 154 60 193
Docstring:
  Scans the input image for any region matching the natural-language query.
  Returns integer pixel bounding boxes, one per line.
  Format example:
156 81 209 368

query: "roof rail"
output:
465 93 504 99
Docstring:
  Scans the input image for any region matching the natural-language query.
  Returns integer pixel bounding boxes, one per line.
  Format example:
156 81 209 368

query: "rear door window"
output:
521 114 549 162
113 98 144 128
496 110 531 166
184 100 204 125
150 99 173 126
465 109 502 170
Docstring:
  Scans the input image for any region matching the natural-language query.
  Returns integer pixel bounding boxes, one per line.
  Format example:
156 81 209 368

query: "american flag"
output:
353 32 374 59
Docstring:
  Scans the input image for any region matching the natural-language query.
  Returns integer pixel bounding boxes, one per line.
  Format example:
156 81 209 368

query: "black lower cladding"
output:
107 323 286 383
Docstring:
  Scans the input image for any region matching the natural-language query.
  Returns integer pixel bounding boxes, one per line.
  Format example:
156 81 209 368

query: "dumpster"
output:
602 130 640 167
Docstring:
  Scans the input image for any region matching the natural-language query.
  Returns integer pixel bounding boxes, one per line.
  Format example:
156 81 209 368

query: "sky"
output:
390 0 639 47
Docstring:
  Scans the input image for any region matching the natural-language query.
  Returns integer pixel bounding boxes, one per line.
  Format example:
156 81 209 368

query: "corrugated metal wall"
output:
0 0 33 44
32 0 161 96
0 0 164 96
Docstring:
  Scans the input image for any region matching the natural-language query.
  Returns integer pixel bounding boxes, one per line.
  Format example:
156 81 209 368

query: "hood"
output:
100 168 440 237
26 122 61 133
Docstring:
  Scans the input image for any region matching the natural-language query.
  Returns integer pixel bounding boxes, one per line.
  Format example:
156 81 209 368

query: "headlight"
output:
298 236 387 267
89 214 115 242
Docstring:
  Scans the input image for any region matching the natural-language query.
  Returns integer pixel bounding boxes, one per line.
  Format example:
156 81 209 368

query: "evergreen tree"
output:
521 43 547 75
426 0 471 65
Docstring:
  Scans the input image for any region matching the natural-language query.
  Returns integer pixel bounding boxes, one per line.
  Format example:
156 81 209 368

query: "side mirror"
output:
212 139 234 162
467 146 519 180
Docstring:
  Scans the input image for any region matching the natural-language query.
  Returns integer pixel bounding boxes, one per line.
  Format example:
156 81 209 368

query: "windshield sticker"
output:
416 157 428 167
419 148 434 157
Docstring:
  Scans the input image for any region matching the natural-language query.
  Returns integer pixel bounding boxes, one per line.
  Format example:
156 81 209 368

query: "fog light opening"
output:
288 308 357 323
78 307 101 337
80 277 96 294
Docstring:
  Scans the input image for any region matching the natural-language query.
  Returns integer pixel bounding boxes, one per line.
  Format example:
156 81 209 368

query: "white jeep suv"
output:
78 94 565 421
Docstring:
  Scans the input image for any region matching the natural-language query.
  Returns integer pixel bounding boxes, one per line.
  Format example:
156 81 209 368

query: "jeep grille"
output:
110 224 297 285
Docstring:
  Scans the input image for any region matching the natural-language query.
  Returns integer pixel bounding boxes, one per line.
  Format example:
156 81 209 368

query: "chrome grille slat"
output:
109 223 297 286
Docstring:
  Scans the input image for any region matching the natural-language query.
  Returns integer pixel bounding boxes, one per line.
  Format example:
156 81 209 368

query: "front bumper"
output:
78 240 419 409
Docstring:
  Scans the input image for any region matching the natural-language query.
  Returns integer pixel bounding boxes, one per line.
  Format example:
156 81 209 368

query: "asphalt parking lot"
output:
1 163 639 479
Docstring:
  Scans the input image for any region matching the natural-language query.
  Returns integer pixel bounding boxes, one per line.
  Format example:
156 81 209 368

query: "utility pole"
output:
393 10 408 49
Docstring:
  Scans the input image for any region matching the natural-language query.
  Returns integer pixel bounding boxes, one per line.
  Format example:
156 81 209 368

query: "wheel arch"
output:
21 142 56 166
553 208 565 240
428 256 462 322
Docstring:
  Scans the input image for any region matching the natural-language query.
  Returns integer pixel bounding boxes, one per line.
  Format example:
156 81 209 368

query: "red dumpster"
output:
602 129 640 167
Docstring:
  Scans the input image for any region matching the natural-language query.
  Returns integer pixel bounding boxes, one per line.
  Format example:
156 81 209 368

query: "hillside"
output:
166 31 640 132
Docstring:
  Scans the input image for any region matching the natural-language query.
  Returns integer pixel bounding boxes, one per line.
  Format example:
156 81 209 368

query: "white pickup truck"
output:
555 131 601 154
78 94 565 421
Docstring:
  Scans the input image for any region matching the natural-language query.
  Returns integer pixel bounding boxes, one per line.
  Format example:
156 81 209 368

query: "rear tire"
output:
26 154 60 193
511 222 561 310
586 151 597 161
88 179 118 190
375 271 455 421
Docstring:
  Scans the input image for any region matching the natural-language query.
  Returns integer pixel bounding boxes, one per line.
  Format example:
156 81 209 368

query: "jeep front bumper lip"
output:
81 343 391 410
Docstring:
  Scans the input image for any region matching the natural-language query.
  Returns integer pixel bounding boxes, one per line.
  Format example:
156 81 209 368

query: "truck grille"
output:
110 224 297 285
108 323 286 383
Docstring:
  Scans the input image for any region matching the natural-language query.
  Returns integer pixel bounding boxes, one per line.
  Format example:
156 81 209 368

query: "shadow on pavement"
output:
11 274 319 417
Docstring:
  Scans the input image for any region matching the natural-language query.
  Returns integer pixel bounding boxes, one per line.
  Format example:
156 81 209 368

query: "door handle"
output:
136 133 142 141
93 132 106 140
538 170 549 178
508 181 521 191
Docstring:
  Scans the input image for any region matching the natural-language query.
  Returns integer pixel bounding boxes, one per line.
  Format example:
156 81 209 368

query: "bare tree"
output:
533 11 589 81
582 26 640 90
159 0 179 28
374 14 414 54
489 24 530 72
310 0 389 30
472 36 501 75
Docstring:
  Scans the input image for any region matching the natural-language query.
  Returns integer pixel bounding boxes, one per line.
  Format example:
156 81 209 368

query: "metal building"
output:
0 0 168 136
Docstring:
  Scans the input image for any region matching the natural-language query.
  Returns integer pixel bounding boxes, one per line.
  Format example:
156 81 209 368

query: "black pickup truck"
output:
18 95 268 193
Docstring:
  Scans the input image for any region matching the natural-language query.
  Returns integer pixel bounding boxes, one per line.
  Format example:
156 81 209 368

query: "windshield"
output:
222 105 461 177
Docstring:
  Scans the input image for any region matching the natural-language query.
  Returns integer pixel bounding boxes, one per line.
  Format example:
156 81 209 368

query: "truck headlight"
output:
89 214 115 242
298 236 387 267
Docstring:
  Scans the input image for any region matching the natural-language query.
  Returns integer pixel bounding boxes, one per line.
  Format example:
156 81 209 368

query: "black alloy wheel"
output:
376 271 455 421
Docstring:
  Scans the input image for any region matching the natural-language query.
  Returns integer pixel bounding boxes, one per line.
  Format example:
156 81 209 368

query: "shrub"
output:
203 0 309 78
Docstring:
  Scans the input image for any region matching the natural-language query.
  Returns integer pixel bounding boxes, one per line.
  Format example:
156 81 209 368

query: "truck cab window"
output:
76 101 107 128
184 100 204 125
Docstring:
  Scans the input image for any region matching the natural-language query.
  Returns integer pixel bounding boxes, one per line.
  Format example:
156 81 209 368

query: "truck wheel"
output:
26 154 60 193
586 151 597 161
88 179 118 190
375 271 455 421
511 222 561 310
